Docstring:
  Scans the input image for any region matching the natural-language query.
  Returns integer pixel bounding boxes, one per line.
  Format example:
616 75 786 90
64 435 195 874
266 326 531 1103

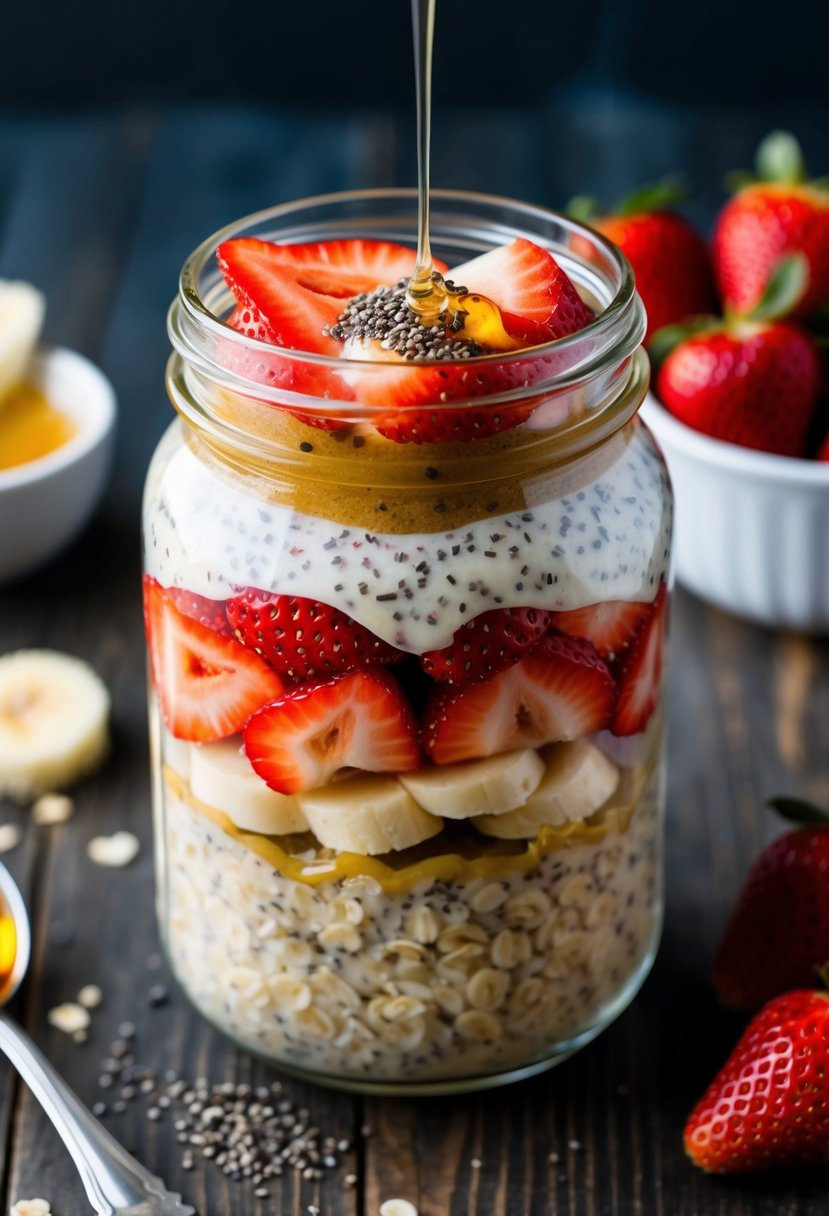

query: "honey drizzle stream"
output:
406 0 448 320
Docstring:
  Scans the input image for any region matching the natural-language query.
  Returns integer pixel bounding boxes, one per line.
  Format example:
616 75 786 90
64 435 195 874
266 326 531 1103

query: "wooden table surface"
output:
0 102 827 1216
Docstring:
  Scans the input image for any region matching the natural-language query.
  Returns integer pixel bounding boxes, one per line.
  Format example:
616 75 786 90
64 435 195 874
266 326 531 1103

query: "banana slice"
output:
189 736 308 835
399 748 545 819
297 773 442 855
475 739 619 839
0 649 110 804
158 724 192 783
0 281 45 405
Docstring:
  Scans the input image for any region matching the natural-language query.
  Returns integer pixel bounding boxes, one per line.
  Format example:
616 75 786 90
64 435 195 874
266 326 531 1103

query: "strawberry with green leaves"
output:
713 131 829 319
712 798 829 1011
685 989 829 1173
653 255 824 457
569 180 715 342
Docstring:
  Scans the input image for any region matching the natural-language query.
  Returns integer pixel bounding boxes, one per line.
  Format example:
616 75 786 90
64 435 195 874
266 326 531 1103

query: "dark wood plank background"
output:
0 104 828 1215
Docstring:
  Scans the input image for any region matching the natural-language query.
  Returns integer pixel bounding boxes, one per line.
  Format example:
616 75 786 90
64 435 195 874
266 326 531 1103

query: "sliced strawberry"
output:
218 237 425 353
550 599 653 661
218 238 433 426
420 606 552 686
143 576 284 742
217 235 594 443
167 586 231 637
611 585 668 736
219 238 341 354
449 238 594 344
226 589 404 683
422 634 615 764
243 667 420 794
227 302 270 342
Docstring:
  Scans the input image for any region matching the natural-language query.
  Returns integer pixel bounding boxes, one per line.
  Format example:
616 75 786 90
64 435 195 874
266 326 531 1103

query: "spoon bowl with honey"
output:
0 861 195 1215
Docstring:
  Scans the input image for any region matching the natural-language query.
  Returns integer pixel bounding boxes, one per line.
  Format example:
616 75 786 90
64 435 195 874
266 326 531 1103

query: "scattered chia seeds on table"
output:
93 1026 352 1194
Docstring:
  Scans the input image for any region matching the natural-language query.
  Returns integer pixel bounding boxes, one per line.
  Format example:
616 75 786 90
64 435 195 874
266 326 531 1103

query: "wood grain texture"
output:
0 103 827 1215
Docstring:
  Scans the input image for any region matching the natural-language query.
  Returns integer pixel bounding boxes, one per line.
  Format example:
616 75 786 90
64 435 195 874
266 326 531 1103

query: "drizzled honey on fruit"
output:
0 382 76 472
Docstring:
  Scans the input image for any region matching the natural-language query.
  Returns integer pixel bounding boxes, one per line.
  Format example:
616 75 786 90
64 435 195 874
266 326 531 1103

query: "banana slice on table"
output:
189 736 309 835
0 649 110 804
399 748 545 819
475 739 619 839
0 281 45 405
298 773 442 855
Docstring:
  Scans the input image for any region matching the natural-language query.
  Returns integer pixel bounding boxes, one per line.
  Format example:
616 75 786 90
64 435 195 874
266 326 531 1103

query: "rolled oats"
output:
160 761 662 1083
469 882 509 915
490 929 532 969
404 905 442 944
327 896 365 926
455 1010 503 1042
466 968 510 1012
270 975 313 1012
318 924 362 953
436 922 488 953
504 888 552 930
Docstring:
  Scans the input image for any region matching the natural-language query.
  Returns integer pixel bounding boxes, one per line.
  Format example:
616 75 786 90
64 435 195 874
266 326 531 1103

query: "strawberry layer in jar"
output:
143 190 672 1093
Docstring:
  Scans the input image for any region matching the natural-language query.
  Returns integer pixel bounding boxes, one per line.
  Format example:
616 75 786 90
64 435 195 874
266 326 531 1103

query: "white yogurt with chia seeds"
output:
143 420 672 652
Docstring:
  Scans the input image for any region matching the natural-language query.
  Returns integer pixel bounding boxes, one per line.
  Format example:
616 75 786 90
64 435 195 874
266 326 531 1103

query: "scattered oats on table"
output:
0 823 22 853
10 1198 51 1216
32 792 74 825
77 983 103 1009
87 830 140 867
47 1002 91 1035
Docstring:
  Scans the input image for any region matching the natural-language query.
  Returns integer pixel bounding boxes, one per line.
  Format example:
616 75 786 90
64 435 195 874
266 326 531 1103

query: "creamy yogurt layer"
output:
144 423 671 653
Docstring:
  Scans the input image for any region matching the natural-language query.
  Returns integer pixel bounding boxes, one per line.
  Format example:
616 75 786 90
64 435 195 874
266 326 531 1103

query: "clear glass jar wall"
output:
143 190 673 1093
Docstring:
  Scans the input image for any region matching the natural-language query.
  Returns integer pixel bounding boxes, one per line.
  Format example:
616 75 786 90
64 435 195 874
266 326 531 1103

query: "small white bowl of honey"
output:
0 286 116 582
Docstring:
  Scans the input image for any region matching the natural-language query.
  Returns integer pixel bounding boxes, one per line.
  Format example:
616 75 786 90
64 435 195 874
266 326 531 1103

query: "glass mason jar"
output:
143 190 672 1094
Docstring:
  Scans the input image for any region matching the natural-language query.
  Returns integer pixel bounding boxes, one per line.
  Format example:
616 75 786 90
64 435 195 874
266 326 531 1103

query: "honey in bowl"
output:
0 381 77 473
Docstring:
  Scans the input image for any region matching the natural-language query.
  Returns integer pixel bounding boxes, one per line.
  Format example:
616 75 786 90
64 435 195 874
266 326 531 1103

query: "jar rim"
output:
170 188 645 416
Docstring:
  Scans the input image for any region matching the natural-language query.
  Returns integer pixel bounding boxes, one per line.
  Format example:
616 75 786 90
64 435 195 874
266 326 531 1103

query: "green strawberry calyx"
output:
646 314 720 367
648 252 809 366
727 130 829 195
727 130 807 192
767 795 829 827
567 175 687 222
740 252 809 322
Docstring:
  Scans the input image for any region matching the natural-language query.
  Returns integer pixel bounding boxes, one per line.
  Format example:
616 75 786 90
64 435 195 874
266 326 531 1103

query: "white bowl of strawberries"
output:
592 134 829 631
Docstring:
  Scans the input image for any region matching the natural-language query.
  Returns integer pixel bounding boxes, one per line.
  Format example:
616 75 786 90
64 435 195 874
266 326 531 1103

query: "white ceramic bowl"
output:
0 345 116 583
641 392 829 632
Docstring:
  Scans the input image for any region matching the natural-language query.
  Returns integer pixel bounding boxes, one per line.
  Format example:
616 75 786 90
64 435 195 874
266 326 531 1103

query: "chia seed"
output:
325 279 484 360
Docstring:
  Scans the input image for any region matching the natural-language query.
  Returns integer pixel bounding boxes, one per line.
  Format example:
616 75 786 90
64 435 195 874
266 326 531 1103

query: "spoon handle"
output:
0 1012 195 1216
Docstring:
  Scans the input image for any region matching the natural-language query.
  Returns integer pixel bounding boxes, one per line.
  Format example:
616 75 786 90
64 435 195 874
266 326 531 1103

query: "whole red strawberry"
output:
712 799 829 1011
714 131 829 318
571 181 716 342
685 989 829 1172
655 317 822 457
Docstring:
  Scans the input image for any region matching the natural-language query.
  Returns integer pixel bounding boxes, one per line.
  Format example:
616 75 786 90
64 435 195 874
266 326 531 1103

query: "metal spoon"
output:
0 861 195 1216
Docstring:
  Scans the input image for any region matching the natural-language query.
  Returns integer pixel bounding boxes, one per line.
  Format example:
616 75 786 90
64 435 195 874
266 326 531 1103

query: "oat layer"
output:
158 764 662 1086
